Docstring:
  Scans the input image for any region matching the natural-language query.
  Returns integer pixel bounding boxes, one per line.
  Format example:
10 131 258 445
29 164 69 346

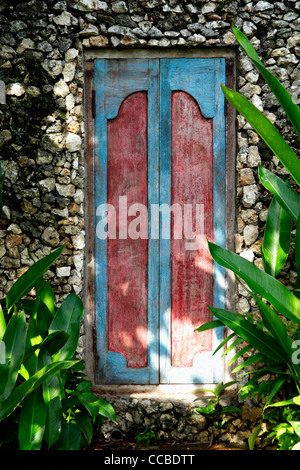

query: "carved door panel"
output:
93 58 226 384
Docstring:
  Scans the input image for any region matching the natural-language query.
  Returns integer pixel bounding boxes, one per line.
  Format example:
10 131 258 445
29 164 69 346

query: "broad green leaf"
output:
24 284 57 364
96 398 117 422
0 364 9 396
233 24 300 139
39 350 62 449
261 195 291 277
25 286 51 344
221 337 244 358
290 421 300 438
24 296 45 377
258 166 300 223
239 370 271 395
0 360 78 421
21 343 43 366
248 422 262 450
0 305 5 340
40 330 70 357
0 311 26 403
208 306 287 364
15 299 35 316
214 381 237 398
49 294 83 361
36 282 56 334
221 85 300 187
18 388 46 450
56 422 81 450
253 296 294 366
227 344 252 367
212 332 236 356
73 412 93 445
28 251 45 294
208 241 300 326
232 353 266 374
196 399 216 415
73 389 116 422
294 224 300 299
76 395 101 422
266 395 300 408
195 320 223 332
265 376 287 407
23 283 66 377
76 379 93 393
38 282 55 313
221 406 241 414
213 382 225 398
232 25 263 66
44 395 62 449
196 406 213 415
6 245 64 311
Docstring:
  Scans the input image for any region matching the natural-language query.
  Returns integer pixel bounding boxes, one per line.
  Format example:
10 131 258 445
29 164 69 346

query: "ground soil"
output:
86 438 243 451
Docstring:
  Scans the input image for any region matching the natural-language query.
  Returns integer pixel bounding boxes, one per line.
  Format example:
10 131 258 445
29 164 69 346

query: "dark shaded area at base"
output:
86 438 244 451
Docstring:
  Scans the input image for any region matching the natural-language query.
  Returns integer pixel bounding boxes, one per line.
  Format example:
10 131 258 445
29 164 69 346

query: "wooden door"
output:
93 58 226 384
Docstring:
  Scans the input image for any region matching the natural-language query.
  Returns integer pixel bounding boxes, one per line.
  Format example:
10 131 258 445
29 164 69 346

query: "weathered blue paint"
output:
94 59 160 384
159 58 226 384
93 58 226 385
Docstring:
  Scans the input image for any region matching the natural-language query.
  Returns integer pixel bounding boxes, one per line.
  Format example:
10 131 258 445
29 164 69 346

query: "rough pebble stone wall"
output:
1 0 300 447
97 391 276 449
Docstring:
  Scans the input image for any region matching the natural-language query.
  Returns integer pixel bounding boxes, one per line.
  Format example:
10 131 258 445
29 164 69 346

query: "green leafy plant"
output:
56 364 116 450
0 244 116 450
264 402 300 450
196 25 300 450
135 428 156 445
194 381 240 435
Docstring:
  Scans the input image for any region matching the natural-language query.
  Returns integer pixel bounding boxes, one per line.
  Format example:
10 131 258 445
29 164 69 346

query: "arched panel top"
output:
94 58 159 119
160 58 225 118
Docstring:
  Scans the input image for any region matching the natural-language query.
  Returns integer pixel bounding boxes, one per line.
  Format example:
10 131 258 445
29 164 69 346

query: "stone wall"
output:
96 390 277 449
1 0 300 447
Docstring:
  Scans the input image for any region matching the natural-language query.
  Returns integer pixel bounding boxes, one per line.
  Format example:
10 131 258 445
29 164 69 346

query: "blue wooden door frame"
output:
93 57 226 385
159 58 226 383
94 59 160 384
